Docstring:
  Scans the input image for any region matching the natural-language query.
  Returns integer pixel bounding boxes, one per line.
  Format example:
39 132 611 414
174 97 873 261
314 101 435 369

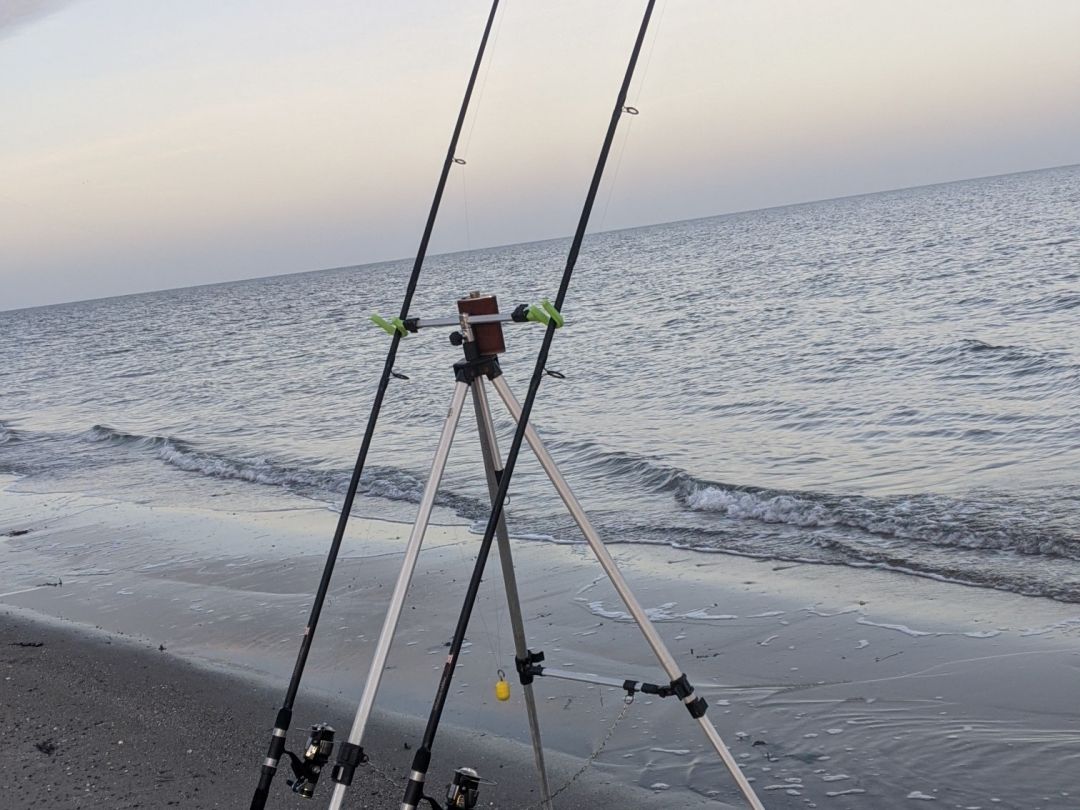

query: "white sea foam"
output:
684 608 739 620
684 485 830 527
585 600 678 621
585 600 743 622
1020 616 1080 636
856 617 941 637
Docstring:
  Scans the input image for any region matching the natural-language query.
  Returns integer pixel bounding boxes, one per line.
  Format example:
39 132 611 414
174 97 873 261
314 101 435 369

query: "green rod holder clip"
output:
540 298 564 328
525 304 549 326
525 299 564 328
370 314 407 337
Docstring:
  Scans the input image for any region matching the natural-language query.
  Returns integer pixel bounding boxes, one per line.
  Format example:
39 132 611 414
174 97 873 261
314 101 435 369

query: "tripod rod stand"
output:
321 291 763 808
326 352 553 810
381 352 761 810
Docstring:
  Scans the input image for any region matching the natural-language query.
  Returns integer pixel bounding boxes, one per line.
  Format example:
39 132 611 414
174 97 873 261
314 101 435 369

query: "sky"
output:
2 0 1079 311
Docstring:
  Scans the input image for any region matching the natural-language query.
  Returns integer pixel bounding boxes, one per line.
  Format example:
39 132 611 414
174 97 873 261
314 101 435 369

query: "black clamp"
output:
620 679 676 699
452 355 502 384
670 673 708 719
515 649 545 685
330 742 368 787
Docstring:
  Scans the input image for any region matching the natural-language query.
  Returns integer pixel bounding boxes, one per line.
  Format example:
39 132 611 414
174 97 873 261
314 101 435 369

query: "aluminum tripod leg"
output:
469 377 553 810
489 375 765 810
327 381 469 810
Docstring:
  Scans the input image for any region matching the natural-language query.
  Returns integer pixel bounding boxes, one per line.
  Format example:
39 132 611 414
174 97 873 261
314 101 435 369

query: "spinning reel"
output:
285 723 335 798
417 766 496 810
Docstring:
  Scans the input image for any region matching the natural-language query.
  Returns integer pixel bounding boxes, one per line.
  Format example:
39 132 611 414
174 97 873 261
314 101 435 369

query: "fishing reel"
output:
285 723 335 798
419 766 493 810
445 766 484 809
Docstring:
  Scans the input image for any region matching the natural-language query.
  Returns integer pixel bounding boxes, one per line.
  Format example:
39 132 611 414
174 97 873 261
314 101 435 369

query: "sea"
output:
3 164 1079 602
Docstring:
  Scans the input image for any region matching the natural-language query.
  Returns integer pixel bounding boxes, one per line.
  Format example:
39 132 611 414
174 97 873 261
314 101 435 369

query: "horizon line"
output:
5 160 1077 315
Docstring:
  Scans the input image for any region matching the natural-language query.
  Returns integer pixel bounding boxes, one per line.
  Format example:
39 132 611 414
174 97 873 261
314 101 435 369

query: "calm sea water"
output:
3 166 1079 600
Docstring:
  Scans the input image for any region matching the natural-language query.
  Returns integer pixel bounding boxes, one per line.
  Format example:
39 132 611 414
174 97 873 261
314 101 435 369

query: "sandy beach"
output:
2 606 719 809
3 477 1079 808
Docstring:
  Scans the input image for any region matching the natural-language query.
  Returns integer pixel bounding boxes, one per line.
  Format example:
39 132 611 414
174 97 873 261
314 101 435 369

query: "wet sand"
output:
3 480 1080 808
1 607 720 809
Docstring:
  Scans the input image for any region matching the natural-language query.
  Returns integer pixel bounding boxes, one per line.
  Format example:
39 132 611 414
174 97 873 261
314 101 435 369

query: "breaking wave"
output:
10 423 1079 600
680 481 1080 559
537 436 1080 562
82 425 487 517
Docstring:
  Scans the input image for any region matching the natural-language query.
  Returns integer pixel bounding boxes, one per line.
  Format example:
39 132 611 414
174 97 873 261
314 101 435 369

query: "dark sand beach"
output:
2 607 718 809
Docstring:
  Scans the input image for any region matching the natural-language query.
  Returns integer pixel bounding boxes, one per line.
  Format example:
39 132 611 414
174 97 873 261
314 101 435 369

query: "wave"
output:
1019 290 1080 314
678 479 1080 560
0 424 16 474
519 435 1080 562
928 339 1075 380
543 436 689 491
82 425 487 517
23 423 1080 601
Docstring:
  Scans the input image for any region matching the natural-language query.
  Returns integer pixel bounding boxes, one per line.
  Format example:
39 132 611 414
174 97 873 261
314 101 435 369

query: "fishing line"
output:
595 0 666 233
635 0 668 99
521 696 633 810
461 0 505 158
246 3 503 806
397 5 659 809
596 112 635 233
459 167 473 250
449 525 501 674
456 2 504 253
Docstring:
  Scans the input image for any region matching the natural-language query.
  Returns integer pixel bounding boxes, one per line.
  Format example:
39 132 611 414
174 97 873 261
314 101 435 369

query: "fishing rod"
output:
247 3 501 806
392 3 659 808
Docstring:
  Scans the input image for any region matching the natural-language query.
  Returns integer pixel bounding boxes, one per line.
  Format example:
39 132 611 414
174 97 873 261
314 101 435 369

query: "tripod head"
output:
457 293 505 354
370 292 563 355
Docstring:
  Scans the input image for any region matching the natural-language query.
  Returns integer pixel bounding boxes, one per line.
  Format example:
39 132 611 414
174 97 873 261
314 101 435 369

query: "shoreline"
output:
3 480 1080 807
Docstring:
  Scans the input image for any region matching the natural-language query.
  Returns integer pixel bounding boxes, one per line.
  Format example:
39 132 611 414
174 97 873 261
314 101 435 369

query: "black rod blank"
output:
398 3 657 807
248 3 501 807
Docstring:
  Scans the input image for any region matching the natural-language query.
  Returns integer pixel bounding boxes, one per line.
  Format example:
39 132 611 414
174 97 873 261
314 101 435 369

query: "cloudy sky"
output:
3 0 1079 310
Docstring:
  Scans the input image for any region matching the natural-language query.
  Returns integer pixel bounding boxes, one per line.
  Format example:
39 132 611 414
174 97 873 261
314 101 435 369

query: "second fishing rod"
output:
394 2 658 808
